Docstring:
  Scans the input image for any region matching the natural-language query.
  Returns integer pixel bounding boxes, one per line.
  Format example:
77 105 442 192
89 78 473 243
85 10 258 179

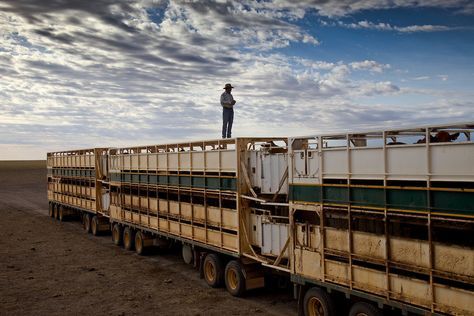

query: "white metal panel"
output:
139 153 147 170
260 153 288 194
148 153 157 170
130 154 138 170
85 155 92 168
157 153 167 170
387 146 426 180
431 143 474 181
249 151 259 185
350 148 384 179
123 155 130 170
220 150 236 172
102 192 110 211
168 152 178 170
262 222 289 257
191 152 204 171
293 150 306 177
205 151 219 171
307 150 319 179
322 149 347 178
249 214 262 246
180 152 191 170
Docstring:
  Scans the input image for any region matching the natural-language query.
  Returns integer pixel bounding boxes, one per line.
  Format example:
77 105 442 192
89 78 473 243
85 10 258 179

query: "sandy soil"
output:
0 161 296 316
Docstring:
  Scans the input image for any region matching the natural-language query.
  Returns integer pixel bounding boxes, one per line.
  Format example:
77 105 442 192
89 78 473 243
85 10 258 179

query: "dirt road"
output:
0 161 296 315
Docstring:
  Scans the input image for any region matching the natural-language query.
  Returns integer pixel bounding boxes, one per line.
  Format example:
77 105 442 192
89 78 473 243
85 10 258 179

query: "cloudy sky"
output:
1 0 473 160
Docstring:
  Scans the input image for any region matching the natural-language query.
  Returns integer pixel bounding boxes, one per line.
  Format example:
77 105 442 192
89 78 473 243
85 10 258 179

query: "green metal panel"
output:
192 176 206 188
206 177 220 190
149 175 158 184
431 190 474 216
158 175 168 185
131 174 139 183
289 184 321 203
387 189 427 210
289 184 473 217
221 178 237 191
351 187 385 208
139 174 148 184
180 176 191 186
169 175 179 186
110 173 237 191
323 186 348 204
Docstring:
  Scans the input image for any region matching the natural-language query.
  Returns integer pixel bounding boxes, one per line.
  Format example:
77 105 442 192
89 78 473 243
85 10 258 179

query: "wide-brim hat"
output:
223 83 234 89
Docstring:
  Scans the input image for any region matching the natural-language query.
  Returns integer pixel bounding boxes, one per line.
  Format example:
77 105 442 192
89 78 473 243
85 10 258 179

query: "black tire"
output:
123 227 135 251
349 302 383 316
303 287 335 316
135 231 147 255
112 224 123 246
91 216 99 236
59 206 65 222
225 260 246 297
53 204 59 220
203 253 224 288
182 243 193 264
48 203 54 217
83 213 91 233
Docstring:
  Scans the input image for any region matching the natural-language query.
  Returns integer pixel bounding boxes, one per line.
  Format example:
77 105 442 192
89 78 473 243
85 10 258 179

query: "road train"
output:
47 122 474 316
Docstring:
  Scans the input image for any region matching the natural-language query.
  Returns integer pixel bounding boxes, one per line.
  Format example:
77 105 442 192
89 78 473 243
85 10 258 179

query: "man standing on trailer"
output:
220 83 236 138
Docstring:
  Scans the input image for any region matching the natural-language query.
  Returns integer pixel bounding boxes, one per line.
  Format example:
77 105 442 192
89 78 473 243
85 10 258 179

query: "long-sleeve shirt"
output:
220 91 234 109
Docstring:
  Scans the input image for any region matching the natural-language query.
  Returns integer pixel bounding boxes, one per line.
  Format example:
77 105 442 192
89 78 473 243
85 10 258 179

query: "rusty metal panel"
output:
390 274 430 307
325 227 349 252
223 233 238 251
222 209 237 230
158 218 168 231
193 205 205 222
149 217 158 229
390 237 430 268
181 203 192 219
353 231 385 259
434 283 474 315
352 265 387 293
325 260 349 285
434 243 474 278
294 248 322 279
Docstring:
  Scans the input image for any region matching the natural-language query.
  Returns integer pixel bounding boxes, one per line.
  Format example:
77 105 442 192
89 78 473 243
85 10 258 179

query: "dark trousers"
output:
222 108 234 138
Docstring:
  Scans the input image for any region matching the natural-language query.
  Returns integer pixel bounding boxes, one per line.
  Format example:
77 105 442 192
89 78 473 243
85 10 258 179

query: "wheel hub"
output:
307 297 325 316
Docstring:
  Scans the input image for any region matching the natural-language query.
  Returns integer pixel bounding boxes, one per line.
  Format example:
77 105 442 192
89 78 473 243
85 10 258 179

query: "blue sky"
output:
0 0 473 159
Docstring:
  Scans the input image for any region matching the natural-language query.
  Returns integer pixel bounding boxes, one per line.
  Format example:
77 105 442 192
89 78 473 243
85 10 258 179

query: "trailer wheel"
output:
91 216 99 236
48 203 54 217
123 227 135 251
112 224 123 246
182 243 193 264
203 253 224 288
83 213 91 233
53 204 59 220
303 287 335 316
135 231 147 255
225 260 246 297
59 206 66 222
349 302 383 316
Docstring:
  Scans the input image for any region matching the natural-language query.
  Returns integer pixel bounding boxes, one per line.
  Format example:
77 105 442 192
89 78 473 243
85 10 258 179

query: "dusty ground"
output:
0 161 296 316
